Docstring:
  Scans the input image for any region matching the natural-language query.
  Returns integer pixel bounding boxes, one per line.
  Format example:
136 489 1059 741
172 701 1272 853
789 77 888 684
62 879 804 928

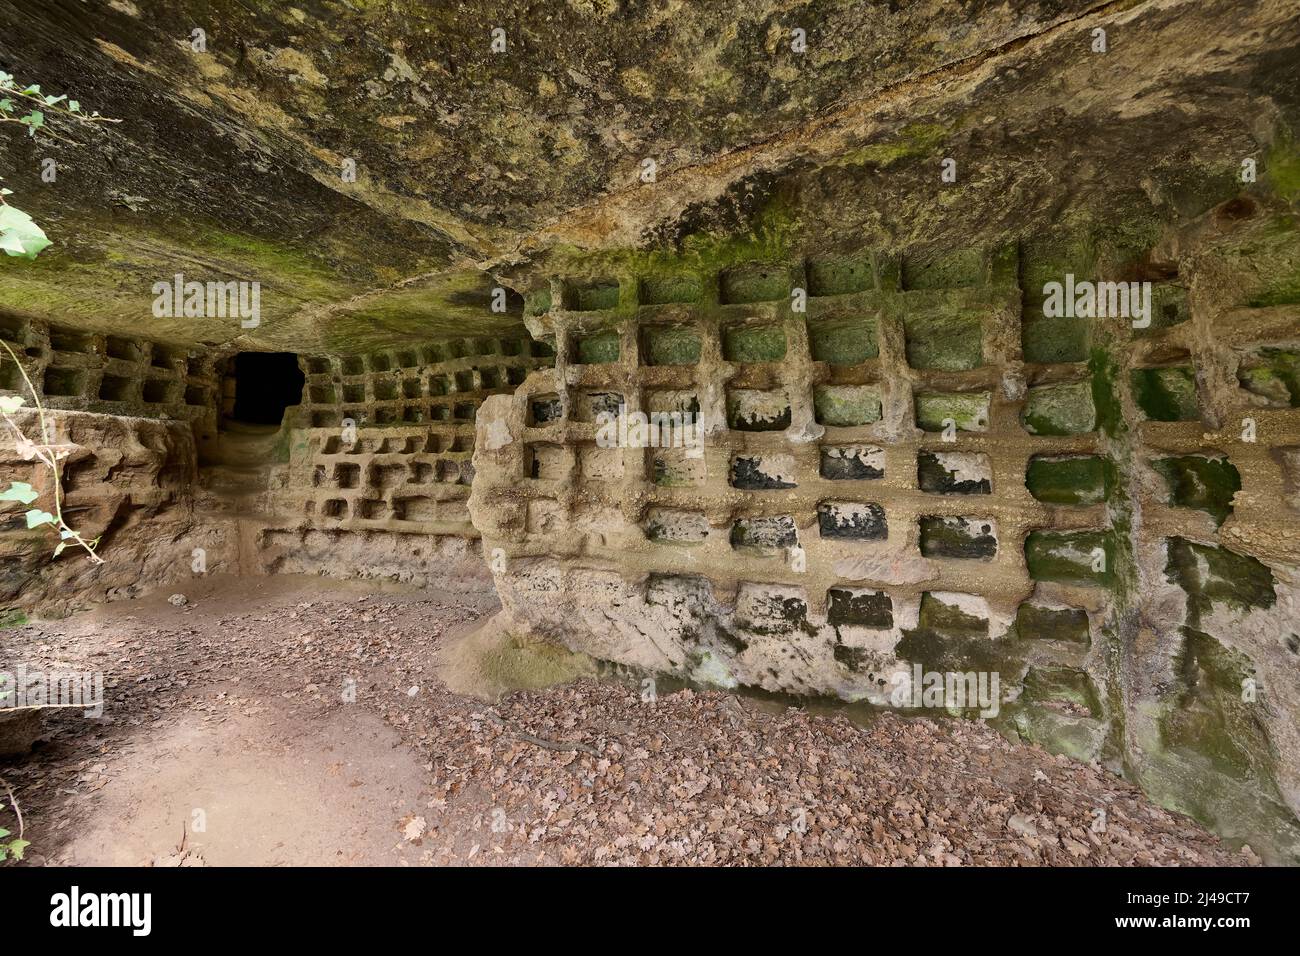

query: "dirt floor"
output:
0 575 1258 866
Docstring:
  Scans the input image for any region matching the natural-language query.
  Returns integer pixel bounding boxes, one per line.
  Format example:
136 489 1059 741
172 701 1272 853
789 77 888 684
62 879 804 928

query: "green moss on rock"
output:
639 274 702 305
1237 348 1300 406
1164 537 1275 621
1025 530 1115 587
1013 602 1090 644
904 307 983 370
1021 381 1096 435
1132 366 1200 421
1152 455 1241 525
814 385 881 427
1025 454 1111 505
1021 315 1089 364
808 316 878 365
915 391 989 432
723 323 786 362
575 330 621 364
919 516 997 559
642 325 701 365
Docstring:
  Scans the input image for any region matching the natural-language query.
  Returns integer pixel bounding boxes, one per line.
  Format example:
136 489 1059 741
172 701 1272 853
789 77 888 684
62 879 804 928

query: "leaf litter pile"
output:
2 577 1252 866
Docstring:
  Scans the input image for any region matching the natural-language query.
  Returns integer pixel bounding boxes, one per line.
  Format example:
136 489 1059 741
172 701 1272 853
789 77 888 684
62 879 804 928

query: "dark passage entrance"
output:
230 352 304 425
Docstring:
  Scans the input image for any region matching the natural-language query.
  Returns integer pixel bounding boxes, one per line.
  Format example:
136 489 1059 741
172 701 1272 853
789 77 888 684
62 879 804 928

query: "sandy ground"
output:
0 575 1254 866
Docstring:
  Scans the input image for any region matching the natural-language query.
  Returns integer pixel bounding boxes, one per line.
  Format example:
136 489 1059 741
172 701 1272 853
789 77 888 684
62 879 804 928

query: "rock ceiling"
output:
0 0 1297 351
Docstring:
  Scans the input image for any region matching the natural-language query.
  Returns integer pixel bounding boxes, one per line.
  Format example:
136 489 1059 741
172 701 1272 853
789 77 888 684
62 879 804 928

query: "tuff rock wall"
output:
469 201 1300 862
0 316 547 609
0 311 227 614
258 333 553 585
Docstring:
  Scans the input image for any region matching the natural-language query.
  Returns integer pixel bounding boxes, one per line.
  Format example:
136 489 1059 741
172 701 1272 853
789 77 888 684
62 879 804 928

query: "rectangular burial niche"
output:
225 352 306 426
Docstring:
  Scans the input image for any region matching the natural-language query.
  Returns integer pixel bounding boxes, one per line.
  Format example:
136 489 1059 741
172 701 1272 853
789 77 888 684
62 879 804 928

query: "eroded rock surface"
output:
1 0 1299 862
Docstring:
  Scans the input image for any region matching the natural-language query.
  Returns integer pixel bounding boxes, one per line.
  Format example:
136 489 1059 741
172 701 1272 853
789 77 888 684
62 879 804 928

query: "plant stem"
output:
0 775 23 842
0 340 103 563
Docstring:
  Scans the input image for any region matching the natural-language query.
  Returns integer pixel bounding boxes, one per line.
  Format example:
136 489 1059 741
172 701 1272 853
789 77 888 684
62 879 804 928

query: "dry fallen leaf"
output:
402 815 427 842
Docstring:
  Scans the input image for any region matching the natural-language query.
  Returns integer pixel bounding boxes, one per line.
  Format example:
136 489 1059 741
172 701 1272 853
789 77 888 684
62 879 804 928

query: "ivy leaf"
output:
53 541 67 557
0 99 12 113
20 85 40 96
42 94 66 107
68 100 80 113
6 839 29 860
24 509 55 529
0 481 38 504
0 395 25 413
19 110 44 136
0 204 51 259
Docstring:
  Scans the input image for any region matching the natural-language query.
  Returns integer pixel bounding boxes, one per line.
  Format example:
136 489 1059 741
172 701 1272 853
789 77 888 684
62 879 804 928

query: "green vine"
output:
0 776 28 862
0 70 120 259
0 341 103 563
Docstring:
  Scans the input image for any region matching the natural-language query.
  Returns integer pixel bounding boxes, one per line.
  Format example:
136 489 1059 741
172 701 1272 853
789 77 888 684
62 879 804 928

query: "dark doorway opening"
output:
230 352 304 425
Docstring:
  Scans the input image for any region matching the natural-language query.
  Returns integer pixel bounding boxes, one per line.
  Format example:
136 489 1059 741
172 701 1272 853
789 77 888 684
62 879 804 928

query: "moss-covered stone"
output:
814 385 881 427
901 247 986 289
915 391 990 432
1021 381 1096 435
1025 454 1111 505
1146 283 1191 331
640 274 702 305
1132 366 1200 421
652 449 705 487
641 325 702 366
807 316 878 365
904 308 983 370
1025 530 1115 587
1152 455 1241 525
1022 665 1101 714
723 322 786 362
1237 348 1300 407
895 599 1001 670
1007 675 1107 762
916 592 989 638
1021 315 1089 364
1265 131 1300 204
719 262 790 303
806 255 874 296
1161 627 1266 777
1013 602 1090 643
575 330 621 364
1164 537 1276 621
919 516 997 559
568 280 621 312
0 608 28 629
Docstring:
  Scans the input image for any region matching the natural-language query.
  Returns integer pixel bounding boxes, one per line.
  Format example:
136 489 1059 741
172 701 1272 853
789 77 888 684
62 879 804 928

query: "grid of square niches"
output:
518 255 1113 589
298 335 554 429
538 277 1102 442
301 426 476 531
0 312 218 420
525 423 1112 591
